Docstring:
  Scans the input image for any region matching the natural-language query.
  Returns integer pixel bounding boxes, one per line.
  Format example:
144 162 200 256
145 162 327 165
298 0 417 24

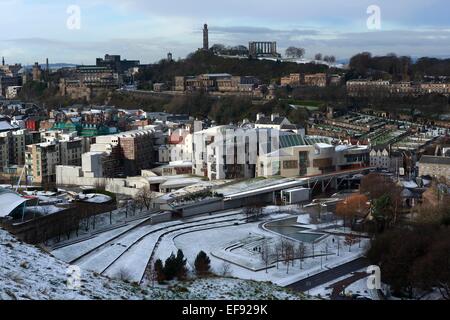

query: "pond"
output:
264 217 324 243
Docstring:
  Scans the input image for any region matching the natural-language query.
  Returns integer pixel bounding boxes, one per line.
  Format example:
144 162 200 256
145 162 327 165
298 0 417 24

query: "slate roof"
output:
256 116 287 125
419 155 450 165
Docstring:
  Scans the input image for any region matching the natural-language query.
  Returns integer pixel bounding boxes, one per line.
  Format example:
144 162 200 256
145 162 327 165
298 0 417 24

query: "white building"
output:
257 137 370 178
82 152 106 178
192 125 235 179
6 86 22 99
370 148 391 169
193 126 306 180
168 128 193 163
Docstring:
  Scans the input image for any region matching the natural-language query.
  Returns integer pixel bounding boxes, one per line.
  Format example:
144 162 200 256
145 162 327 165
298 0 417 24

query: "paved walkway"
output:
287 257 370 293
328 271 369 299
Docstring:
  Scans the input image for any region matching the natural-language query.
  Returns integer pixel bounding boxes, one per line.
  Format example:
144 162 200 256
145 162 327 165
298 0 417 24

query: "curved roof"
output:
0 188 26 217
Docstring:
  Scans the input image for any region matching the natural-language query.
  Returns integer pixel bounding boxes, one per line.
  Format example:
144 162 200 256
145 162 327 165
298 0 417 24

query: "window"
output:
283 160 298 169
299 151 309 176
272 161 280 176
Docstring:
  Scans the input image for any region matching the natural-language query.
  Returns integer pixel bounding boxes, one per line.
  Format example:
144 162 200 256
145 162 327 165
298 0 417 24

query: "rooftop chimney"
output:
256 113 265 121
271 113 280 122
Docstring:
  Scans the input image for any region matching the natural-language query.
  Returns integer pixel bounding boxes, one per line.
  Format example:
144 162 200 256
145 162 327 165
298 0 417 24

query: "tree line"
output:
337 173 450 300
349 52 450 81
152 250 214 284
135 50 329 86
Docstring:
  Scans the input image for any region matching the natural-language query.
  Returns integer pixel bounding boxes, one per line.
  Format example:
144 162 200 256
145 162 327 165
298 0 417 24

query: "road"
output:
287 257 371 293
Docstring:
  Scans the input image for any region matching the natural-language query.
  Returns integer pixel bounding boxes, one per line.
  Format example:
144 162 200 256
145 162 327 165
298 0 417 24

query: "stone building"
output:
370 148 390 169
280 73 301 87
32 62 42 81
248 41 278 59
419 155 450 179
174 74 260 93
59 65 120 101
304 73 327 87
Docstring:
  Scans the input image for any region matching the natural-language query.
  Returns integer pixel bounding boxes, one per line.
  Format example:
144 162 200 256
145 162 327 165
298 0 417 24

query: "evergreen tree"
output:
175 249 188 280
163 253 178 280
194 251 212 276
154 259 165 284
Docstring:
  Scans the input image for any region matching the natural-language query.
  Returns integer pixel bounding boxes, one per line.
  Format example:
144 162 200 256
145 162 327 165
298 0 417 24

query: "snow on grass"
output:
51 222 143 262
0 228 304 300
53 210 245 282
50 208 368 291
308 268 372 300
173 215 370 287
103 213 246 282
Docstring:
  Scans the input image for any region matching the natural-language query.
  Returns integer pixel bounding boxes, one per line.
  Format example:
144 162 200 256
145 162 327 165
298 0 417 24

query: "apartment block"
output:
25 142 60 184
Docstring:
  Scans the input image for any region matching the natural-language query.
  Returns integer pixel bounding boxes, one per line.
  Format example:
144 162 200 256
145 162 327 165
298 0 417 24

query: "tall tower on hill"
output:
203 23 209 51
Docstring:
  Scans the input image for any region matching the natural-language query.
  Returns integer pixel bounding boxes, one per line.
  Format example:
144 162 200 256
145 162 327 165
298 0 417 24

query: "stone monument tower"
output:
203 24 209 51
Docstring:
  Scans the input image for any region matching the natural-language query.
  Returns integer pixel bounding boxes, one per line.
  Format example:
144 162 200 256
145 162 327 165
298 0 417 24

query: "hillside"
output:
136 50 335 85
0 228 305 300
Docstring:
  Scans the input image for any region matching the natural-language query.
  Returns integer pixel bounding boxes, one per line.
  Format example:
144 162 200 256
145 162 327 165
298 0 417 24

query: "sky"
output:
1 0 450 65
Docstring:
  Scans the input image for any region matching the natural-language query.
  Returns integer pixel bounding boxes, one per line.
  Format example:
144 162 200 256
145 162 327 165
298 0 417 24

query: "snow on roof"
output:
25 205 66 216
315 143 333 149
401 180 419 189
0 121 18 131
223 178 308 200
160 177 203 189
0 190 26 217
79 194 112 204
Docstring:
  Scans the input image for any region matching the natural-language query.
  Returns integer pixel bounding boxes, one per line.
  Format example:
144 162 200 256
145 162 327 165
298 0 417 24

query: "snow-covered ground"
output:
0 228 304 300
172 216 369 287
49 206 369 289
51 217 151 262
46 207 155 248
308 268 373 300
52 210 246 282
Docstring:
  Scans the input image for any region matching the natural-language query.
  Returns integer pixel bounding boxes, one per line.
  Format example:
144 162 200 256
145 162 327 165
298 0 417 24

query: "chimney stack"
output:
256 113 265 122
271 113 280 122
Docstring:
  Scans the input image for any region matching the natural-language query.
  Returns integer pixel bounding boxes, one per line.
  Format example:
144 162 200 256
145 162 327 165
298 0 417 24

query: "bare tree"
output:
281 239 295 274
243 207 262 222
93 179 106 191
220 262 232 277
129 200 137 217
274 241 282 269
135 187 153 212
285 47 305 59
296 242 307 270
147 259 157 287
315 53 323 61
118 268 132 283
323 55 337 64
261 239 272 273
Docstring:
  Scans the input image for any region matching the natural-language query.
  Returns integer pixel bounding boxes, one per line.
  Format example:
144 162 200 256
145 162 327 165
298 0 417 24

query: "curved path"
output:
54 210 246 282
